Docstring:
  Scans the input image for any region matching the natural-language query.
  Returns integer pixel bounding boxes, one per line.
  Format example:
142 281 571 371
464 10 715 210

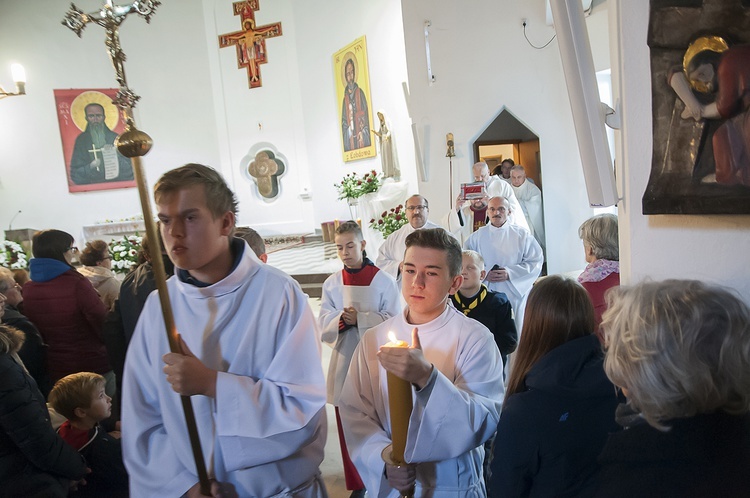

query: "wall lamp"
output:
0 64 27 100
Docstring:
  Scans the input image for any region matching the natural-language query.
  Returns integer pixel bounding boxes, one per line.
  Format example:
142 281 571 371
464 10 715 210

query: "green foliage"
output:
369 204 408 239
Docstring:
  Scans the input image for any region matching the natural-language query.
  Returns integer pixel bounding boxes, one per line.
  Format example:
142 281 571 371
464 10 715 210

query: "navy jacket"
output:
490 334 620 497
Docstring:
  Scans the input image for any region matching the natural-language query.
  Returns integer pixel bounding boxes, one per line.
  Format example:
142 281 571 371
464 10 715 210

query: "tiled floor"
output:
266 240 342 275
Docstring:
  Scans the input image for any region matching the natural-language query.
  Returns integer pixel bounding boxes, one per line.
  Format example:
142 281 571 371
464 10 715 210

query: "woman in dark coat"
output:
22 230 112 392
597 280 750 497
0 323 87 497
489 276 620 497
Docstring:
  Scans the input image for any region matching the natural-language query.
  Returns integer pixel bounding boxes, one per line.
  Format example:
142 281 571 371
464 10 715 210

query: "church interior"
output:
2 0 750 495
1 0 748 299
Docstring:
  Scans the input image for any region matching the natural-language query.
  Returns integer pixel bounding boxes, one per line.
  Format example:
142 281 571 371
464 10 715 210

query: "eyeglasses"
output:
406 205 427 212
66 246 79 253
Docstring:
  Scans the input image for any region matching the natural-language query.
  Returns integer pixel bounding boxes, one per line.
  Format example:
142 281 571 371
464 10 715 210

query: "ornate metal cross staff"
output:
62 2 211 495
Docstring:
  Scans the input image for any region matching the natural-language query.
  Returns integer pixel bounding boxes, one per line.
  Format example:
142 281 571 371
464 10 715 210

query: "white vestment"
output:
442 205 487 247
485 177 530 232
339 306 504 497
318 266 401 405
512 180 546 253
375 220 445 280
464 223 543 319
122 243 327 497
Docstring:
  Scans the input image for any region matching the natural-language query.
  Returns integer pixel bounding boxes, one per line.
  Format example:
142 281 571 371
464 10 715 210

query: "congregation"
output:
1 162 749 498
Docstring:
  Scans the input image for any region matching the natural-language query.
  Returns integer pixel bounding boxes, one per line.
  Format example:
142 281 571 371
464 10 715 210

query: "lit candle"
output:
383 331 413 465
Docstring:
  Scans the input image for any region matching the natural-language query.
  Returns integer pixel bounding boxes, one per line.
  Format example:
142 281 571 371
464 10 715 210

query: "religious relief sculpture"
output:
669 36 750 186
642 0 750 215
372 111 400 180
218 0 282 89
248 150 285 199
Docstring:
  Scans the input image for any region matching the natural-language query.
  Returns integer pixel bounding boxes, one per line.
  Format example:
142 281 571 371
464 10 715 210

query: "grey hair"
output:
509 165 526 173
0 267 14 293
578 213 619 261
602 280 750 431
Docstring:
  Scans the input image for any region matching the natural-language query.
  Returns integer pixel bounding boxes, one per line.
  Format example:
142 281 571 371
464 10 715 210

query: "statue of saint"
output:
372 111 400 180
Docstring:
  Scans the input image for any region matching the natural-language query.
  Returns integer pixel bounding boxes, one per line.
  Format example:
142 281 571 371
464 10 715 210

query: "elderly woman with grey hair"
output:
596 280 750 497
577 214 619 331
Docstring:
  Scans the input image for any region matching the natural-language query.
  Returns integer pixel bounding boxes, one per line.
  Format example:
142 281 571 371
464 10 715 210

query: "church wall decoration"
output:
54 88 136 193
242 143 287 201
334 36 377 163
218 0 282 90
643 0 750 215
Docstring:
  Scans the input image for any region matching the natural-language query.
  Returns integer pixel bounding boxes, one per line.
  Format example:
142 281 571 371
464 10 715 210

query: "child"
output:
318 220 401 498
339 228 504 496
48 372 128 497
121 164 327 497
451 250 517 368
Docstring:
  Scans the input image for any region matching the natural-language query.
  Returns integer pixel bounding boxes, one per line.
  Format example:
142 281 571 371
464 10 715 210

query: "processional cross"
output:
218 0 283 89
61 1 211 494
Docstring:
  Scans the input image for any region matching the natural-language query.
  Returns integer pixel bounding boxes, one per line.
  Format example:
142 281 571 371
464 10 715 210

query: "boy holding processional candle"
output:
339 228 504 496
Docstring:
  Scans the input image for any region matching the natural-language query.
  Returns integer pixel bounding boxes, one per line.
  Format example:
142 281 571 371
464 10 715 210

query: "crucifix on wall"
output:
218 0 282 89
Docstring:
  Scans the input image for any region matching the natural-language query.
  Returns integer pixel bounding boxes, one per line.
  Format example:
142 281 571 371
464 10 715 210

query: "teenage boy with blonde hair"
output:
339 228 504 496
319 220 401 498
49 372 128 497
121 163 327 497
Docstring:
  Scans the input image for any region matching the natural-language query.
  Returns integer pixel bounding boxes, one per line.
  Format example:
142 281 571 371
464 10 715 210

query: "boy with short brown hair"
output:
339 228 504 496
49 372 128 497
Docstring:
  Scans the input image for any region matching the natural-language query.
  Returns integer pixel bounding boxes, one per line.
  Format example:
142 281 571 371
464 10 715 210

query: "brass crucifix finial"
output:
61 0 161 111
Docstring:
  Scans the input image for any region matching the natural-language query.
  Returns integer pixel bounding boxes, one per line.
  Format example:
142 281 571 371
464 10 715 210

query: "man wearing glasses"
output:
376 195 450 280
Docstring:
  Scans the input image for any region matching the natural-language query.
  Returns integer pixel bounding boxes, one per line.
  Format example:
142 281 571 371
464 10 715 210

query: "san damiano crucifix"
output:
219 0 283 89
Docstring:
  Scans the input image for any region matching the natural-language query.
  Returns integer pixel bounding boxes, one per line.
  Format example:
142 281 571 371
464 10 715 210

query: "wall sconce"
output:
0 64 27 100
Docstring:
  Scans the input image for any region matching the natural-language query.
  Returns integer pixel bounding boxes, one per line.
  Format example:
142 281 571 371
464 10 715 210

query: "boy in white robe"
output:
319 221 400 497
339 228 504 497
121 164 327 498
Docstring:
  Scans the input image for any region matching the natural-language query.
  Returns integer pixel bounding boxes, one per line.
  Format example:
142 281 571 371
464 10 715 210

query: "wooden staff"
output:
116 123 211 495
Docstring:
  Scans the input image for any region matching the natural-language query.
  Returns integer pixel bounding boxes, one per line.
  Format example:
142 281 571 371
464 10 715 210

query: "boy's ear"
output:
73 406 87 420
220 211 235 236
480 269 486 281
449 274 463 295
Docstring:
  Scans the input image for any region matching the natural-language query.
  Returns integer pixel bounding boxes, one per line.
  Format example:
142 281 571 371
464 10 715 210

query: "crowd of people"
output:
1 162 748 497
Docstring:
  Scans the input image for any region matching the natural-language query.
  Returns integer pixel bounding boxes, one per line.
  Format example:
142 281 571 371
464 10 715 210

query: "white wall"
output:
0 0 221 242
610 0 750 301
400 0 611 274
0 0 414 242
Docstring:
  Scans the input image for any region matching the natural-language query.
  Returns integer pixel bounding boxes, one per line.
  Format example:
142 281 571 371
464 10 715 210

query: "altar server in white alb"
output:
121 164 327 498
319 220 401 497
340 228 504 497
464 196 543 328
376 194 446 281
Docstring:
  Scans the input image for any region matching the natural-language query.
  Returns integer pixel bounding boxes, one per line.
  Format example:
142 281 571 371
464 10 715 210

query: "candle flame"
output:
387 331 397 343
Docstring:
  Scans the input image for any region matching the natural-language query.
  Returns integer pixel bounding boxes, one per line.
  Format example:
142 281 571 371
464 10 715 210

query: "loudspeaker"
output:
550 0 618 207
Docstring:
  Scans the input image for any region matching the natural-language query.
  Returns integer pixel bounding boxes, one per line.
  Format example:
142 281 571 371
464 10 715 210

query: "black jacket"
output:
2 304 51 397
489 334 620 497
0 350 87 497
596 411 750 497
451 287 517 357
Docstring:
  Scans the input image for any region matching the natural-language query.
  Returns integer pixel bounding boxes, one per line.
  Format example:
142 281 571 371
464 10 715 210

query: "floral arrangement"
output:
369 204 408 239
335 170 382 200
108 234 143 274
95 214 144 224
0 240 29 270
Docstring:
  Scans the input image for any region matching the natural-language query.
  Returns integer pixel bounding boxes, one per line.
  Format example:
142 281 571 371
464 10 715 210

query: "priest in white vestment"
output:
122 164 327 497
472 162 529 231
376 194 447 280
340 228 504 497
464 196 543 328
510 165 546 254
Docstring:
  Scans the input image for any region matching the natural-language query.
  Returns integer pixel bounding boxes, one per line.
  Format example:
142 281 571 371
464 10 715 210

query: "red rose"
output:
367 178 373 182
382 211 387 217
357 180 362 185
395 215 402 221
370 218 375 223
378 219 384 225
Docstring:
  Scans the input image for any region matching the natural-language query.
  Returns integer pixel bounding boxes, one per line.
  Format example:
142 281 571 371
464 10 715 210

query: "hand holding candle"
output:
378 328 433 389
